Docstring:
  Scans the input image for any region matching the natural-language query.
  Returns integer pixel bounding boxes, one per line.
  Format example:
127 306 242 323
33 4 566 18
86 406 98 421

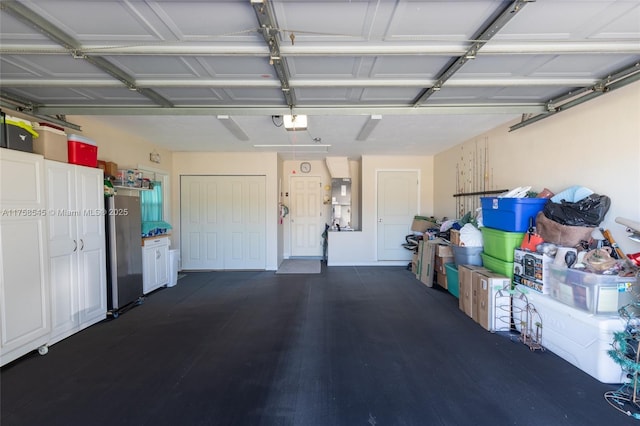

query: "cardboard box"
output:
411 216 437 232
513 249 553 294
436 271 448 289
450 229 461 246
458 265 488 318
435 244 453 257
472 270 512 331
415 241 424 279
105 161 118 177
434 255 454 274
420 240 437 287
419 238 451 287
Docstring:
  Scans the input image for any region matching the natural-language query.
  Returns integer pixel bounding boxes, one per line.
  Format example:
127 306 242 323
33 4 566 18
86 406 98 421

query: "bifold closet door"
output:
180 175 265 270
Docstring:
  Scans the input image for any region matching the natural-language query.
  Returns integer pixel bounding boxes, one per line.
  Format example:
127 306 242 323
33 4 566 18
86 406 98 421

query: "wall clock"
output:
300 162 311 173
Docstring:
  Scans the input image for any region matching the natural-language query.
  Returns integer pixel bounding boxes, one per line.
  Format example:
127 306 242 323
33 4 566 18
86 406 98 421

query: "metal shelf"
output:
453 189 508 198
113 185 150 191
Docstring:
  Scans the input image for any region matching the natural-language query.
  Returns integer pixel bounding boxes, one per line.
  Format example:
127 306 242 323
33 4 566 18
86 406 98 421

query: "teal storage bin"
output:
481 252 514 281
480 227 524 262
445 263 459 298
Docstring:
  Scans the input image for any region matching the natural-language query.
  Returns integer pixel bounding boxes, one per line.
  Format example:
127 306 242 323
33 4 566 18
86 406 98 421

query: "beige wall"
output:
61 80 639 266
434 79 640 253
279 158 361 258
171 151 280 270
67 116 173 173
329 154 434 265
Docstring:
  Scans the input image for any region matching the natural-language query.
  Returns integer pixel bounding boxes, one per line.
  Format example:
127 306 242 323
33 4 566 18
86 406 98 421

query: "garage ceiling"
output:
1 0 639 159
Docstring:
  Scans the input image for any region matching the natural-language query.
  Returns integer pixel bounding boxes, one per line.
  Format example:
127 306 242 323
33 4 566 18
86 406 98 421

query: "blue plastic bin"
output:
481 197 548 232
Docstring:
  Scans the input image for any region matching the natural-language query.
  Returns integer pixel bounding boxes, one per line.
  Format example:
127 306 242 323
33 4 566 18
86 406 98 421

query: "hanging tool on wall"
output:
279 203 289 224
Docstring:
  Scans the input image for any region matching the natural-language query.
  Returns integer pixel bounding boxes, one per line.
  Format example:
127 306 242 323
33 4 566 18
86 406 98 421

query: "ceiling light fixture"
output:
356 114 382 141
283 114 307 131
254 144 330 151
217 115 249 141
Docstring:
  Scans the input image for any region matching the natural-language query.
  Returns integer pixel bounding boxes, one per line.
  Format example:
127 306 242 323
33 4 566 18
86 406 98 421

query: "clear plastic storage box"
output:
547 263 637 315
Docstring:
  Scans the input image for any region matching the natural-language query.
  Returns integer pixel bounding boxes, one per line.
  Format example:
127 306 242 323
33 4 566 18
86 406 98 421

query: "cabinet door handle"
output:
73 240 78 252
156 250 160 259
80 239 84 250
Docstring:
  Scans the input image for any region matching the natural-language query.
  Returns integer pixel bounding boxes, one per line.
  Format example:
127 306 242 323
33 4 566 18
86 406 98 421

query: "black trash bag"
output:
542 193 611 227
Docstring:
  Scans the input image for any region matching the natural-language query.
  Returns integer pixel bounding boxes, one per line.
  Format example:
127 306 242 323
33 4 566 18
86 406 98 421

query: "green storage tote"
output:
480 227 524 262
481 252 514 281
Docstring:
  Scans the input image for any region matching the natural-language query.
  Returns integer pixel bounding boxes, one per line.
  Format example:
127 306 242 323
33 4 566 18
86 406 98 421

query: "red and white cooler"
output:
67 134 98 167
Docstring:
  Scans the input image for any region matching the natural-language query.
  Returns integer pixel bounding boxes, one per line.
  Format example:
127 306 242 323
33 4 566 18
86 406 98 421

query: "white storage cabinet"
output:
45 160 107 345
0 149 51 366
142 236 170 294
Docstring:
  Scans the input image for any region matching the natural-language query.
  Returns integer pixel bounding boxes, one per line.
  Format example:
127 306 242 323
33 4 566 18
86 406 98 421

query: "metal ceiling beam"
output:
4 41 639 57
510 61 640 131
0 92 82 131
34 103 546 117
413 0 534 107
251 0 296 108
0 77 599 89
0 0 173 108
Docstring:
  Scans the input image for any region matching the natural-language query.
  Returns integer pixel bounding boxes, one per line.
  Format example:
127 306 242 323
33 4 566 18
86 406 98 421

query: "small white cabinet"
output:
0 149 51 366
45 160 107 345
142 236 170 294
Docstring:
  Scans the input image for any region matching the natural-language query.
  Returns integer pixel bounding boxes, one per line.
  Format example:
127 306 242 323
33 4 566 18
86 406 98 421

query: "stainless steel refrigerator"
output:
105 194 143 316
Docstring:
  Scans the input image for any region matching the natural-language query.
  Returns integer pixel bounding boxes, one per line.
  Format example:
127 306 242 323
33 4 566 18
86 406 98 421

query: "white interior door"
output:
224 176 266 270
290 176 323 257
75 166 107 325
181 176 223 270
377 171 418 261
181 175 265 270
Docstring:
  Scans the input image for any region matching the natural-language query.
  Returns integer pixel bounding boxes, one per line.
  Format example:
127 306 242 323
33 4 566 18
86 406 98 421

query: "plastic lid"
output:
67 133 97 146
33 122 66 135
5 116 39 138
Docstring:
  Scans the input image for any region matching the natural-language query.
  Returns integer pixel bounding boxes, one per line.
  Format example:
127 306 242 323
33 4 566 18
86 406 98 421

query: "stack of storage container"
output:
479 196 549 285
447 225 484 298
